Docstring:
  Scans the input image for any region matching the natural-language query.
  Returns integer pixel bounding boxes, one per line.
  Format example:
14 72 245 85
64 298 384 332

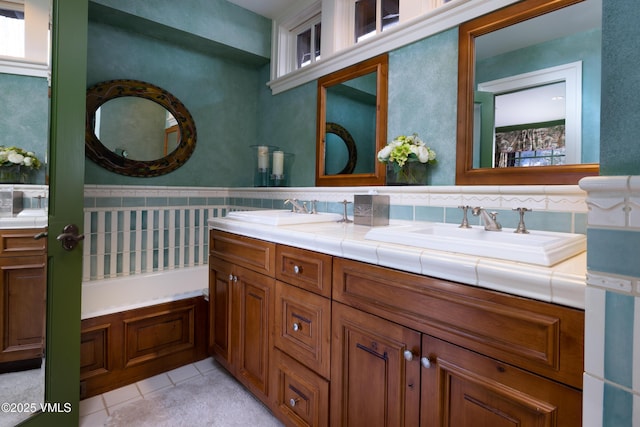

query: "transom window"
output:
355 0 399 42
295 16 321 68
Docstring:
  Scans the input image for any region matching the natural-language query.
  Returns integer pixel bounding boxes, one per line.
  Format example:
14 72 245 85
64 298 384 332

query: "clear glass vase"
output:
0 165 29 184
386 161 429 185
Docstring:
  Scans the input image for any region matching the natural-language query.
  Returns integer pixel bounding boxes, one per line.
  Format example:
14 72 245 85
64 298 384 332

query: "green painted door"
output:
20 0 87 425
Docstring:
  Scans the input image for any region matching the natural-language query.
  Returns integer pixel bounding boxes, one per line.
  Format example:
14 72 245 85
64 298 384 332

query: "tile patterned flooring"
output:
78 357 278 426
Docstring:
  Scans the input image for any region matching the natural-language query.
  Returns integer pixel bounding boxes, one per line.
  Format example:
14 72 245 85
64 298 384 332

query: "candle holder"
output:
270 153 294 187
250 145 279 187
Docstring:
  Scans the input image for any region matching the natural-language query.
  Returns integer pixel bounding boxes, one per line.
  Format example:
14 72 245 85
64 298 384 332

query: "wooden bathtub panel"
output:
80 323 111 377
80 296 208 399
124 306 195 367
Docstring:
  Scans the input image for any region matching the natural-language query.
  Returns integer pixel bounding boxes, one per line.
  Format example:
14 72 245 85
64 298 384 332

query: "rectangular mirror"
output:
456 0 600 185
0 1 50 425
316 54 388 186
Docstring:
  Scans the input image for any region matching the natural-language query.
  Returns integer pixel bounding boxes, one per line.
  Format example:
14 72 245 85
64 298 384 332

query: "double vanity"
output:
208 209 585 426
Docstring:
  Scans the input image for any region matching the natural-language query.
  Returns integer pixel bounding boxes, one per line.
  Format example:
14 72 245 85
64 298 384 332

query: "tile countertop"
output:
208 218 587 310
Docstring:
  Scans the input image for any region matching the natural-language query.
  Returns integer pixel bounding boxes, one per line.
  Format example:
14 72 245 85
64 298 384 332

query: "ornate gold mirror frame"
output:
85 79 197 177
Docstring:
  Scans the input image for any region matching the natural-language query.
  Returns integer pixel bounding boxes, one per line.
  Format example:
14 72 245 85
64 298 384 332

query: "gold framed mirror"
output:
456 0 600 185
85 79 197 177
316 54 388 186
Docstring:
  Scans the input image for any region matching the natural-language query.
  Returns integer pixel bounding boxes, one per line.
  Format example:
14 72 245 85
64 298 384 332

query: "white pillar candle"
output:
257 146 269 169
272 151 284 176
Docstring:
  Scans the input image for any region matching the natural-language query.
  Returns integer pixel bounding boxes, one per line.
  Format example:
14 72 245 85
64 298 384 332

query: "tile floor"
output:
78 357 248 426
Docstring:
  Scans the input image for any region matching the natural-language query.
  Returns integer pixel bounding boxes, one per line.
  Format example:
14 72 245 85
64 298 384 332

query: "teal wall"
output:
477 28 602 164
92 0 271 59
388 29 459 185
256 66 317 185
326 88 376 174
84 6 464 187
600 0 640 176
0 73 48 184
84 3 607 189
85 17 267 186
587 1 640 425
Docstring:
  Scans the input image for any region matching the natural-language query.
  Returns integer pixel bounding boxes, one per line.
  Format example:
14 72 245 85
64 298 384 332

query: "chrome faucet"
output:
284 199 308 214
472 207 502 231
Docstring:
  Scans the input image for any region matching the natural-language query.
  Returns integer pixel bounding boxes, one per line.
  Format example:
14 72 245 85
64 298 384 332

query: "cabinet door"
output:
331 302 421 427
421 334 582 427
0 255 47 364
234 264 275 404
208 257 234 372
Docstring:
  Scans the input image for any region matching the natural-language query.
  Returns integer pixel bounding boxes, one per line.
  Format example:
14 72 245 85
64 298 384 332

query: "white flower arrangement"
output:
0 146 42 170
377 133 436 169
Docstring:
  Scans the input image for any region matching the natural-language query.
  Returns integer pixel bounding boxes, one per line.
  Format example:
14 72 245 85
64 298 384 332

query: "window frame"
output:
292 14 322 69
271 1 322 78
354 0 400 44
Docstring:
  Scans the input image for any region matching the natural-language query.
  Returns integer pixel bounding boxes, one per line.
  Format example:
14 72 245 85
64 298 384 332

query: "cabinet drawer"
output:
333 257 584 389
0 229 46 257
271 349 329 427
275 281 331 379
209 230 275 276
276 245 332 297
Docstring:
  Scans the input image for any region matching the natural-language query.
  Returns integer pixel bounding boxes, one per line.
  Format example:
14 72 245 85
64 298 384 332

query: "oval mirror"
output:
456 0 600 185
85 79 196 177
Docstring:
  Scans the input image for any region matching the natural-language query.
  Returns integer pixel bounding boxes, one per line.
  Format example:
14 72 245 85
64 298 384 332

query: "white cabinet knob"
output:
292 323 300 332
289 398 299 407
421 356 431 369
293 265 301 274
403 350 414 361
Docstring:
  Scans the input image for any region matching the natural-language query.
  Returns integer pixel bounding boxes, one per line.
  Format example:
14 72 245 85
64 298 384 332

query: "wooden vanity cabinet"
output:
209 230 584 426
208 230 275 406
0 228 47 370
331 257 584 427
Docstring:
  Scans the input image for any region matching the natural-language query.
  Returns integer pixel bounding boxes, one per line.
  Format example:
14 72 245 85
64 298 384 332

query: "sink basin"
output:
226 209 342 226
365 223 586 266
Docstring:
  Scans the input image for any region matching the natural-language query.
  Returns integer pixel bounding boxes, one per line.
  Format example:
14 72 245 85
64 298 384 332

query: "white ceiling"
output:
225 0 298 19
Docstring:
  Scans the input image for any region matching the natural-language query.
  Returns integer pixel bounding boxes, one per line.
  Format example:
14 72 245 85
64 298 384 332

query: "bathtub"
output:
80 265 210 398
81 266 209 320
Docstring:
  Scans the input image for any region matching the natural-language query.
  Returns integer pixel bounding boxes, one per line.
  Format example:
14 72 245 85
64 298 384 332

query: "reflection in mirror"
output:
0 1 50 425
86 80 197 177
316 54 388 186
95 97 181 161
456 0 600 185
493 84 567 167
325 122 357 175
